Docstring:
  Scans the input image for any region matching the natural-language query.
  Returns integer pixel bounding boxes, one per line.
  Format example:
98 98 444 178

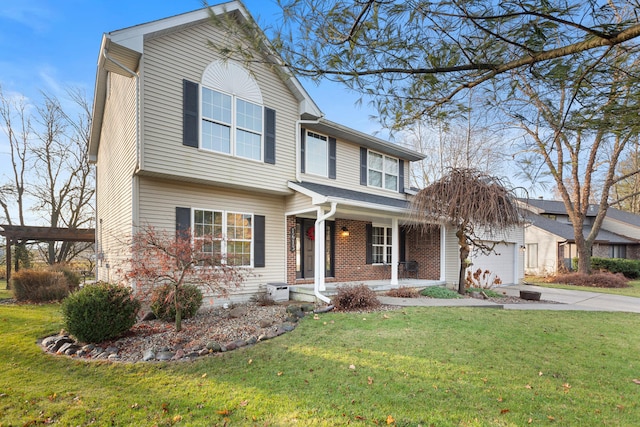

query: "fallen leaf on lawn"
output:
349 364 356 370
173 415 182 422
48 393 57 401
632 379 640 385
130 403 139 409
528 418 533 424
500 409 510 414
481 377 488 383
217 409 231 415
525 384 532 389
368 377 374 385
617 404 625 410
355 415 366 420
386 414 395 424
562 383 571 393
383 314 389 319
201 373 207 378
547 415 555 421
539 371 544 376
248 359 252 364
313 314 319 320
497 396 503 402
363 317 367 320
240 400 249 407
277 371 283 376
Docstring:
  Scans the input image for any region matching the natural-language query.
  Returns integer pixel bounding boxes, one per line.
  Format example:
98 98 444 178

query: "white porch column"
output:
315 214 326 291
391 217 399 285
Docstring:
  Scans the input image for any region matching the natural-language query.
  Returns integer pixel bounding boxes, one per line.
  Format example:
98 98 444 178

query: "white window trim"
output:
367 149 399 192
199 86 264 162
192 208 255 267
372 225 392 265
305 130 329 177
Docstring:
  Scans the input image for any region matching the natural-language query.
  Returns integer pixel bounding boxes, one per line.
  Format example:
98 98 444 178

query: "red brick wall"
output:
285 216 441 284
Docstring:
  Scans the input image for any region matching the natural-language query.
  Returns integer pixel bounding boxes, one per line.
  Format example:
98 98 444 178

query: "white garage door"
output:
469 243 516 285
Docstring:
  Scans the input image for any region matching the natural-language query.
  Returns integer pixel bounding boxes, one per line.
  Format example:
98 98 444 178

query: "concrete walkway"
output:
378 284 640 313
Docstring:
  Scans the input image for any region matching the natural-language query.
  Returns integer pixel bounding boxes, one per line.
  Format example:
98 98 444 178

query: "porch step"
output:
289 280 447 303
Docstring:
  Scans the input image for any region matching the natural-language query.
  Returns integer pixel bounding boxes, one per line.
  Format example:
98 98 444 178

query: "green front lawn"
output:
1 303 639 426
528 277 640 298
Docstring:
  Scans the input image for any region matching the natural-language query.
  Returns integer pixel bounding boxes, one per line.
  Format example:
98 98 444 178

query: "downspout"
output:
314 202 337 304
295 118 323 182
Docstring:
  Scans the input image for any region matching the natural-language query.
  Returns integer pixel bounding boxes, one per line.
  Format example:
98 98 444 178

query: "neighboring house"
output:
519 198 640 275
88 1 523 304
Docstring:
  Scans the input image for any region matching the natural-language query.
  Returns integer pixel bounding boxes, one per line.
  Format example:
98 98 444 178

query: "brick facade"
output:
286 215 440 285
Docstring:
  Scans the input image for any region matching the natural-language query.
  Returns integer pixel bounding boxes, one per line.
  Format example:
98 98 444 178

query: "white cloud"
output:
0 3 56 33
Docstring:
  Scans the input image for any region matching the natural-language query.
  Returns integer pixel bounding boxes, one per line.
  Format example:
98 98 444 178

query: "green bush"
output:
61 282 140 343
333 284 381 311
591 257 640 279
420 286 462 299
10 269 72 302
150 284 203 322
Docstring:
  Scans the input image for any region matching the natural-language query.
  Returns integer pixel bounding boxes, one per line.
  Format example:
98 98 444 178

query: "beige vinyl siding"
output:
138 176 287 305
140 21 298 194
285 192 315 214
95 73 138 282
525 226 563 275
302 135 410 200
444 226 461 286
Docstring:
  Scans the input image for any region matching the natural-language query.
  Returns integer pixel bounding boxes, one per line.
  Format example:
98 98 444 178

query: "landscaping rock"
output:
229 306 248 318
206 341 222 352
142 350 156 361
156 351 174 361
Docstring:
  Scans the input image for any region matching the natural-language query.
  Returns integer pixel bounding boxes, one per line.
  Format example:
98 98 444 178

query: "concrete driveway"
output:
377 284 640 313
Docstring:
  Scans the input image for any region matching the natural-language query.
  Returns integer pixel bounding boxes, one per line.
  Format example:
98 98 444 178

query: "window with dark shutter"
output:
360 147 367 186
176 207 191 239
300 128 306 173
328 137 336 179
399 159 405 193
254 215 266 268
182 80 199 148
365 223 373 264
264 108 276 164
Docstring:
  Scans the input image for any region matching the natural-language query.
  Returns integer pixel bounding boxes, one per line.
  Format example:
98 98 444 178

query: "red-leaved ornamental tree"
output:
125 226 249 331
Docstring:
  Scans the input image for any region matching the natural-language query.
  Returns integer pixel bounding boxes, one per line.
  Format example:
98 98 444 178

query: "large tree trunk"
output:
573 224 592 274
456 227 470 295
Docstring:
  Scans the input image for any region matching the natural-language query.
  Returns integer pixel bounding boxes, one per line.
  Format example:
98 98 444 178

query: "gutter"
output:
314 202 337 304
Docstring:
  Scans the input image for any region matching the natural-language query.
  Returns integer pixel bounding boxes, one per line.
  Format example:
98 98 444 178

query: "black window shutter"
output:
328 137 337 179
360 147 367 186
176 207 191 239
365 223 373 264
254 215 266 268
183 80 199 148
264 108 276 164
300 129 306 173
399 226 406 262
399 159 405 193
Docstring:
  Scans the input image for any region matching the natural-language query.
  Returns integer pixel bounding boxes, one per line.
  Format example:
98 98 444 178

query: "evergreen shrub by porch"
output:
61 282 141 343
333 284 380 311
551 272 629 288
10 269 72 302
591 257 640 279
150 283 203 322
420 286 462 299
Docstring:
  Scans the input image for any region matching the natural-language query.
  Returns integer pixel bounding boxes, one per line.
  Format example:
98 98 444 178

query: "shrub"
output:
385 286 420 298
550 272 629 288
591 257 640 279
150 284 203 322
50 264 82 288
420 286 462 299
333 284 381 311
10 269 72 302
61 282 141 343
465 268 502 289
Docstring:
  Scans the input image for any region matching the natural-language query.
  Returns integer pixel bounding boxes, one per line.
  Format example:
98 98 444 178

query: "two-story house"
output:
89 1 524 305
520 198 640 275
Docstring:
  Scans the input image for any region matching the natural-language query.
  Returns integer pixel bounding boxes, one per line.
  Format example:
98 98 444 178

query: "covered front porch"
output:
289 278 447 302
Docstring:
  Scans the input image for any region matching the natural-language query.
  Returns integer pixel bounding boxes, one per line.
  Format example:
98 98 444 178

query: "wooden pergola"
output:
0 225 95 281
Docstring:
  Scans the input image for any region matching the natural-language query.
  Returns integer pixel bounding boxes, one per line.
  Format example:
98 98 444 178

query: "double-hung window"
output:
305 131 328 176
193 209 253 266
368 151 398 191
372 226 392 264
201 87 263 161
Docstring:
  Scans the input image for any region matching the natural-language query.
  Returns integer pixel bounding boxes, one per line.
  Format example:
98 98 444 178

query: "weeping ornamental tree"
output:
409 168 524 294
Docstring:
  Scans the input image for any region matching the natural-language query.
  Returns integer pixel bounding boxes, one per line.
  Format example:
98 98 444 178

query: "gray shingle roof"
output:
525 212 636 244
290 181 410 210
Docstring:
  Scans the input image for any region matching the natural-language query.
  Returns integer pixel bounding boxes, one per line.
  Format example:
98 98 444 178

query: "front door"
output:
303 220 315 278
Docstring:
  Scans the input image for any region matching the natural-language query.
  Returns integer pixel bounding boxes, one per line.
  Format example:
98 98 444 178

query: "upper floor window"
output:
368 151 398 191
306 131 328 176
201 87 263 161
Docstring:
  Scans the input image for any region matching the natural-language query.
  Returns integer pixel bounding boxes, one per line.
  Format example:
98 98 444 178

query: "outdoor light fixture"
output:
341 226 350 237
